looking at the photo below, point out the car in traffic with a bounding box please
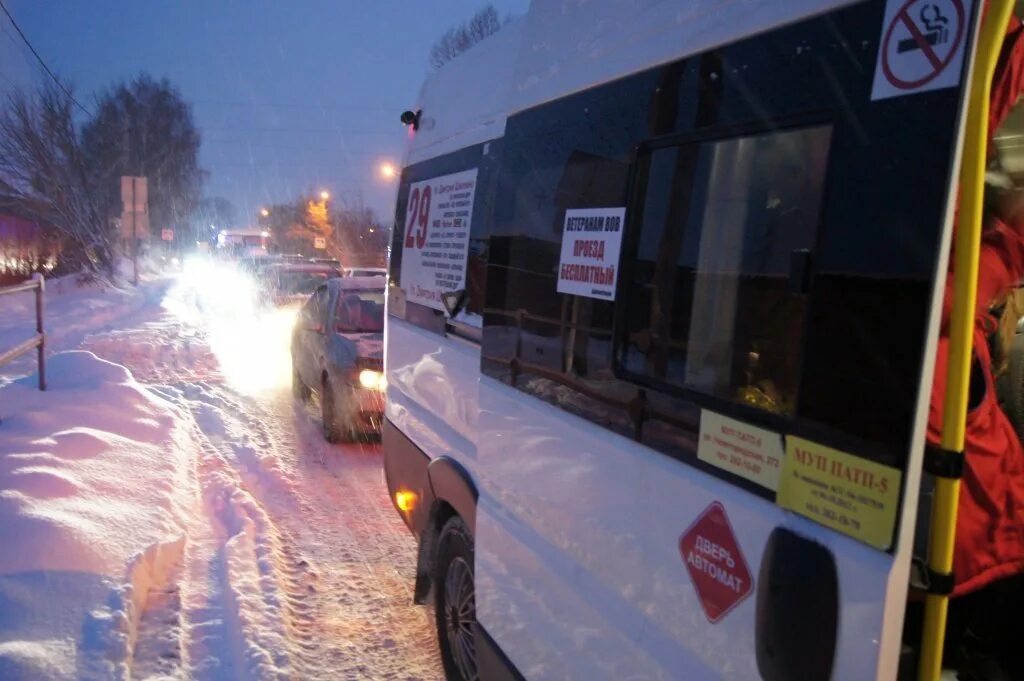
[343,266,386,278]
[291,277,385,441]
[262,261,342,305]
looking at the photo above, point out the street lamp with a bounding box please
[320,190,330,201]
[379,161,397,180]
[260,208,270,218]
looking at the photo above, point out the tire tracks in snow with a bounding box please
[257,397,443,681]
[177,384,442,680]
[157,382,310,681]
[80,321,307,680]
[76,281,442,680]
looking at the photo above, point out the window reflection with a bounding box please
[620,124,832,415]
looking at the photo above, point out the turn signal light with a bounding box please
[395,490,417,513]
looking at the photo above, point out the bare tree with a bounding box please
[330,192,388,266]
[82,74,204,240]
[429,5,505,69]
[0,80,113,275]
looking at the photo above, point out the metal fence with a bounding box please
[0,273,45,391]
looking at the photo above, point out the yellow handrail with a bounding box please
[918,2,1014,679]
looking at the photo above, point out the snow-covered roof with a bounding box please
[405,1,863,167]
[405,17,524,166]
[508,0,862,115]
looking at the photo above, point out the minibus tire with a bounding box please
[435,516,476,681]
[321,377,342,443]
[292,366,310,402]
[1006,333,1024,439]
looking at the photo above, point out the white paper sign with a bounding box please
[399,168,478,312]
[556,207,626,300]
[870,0,970,101]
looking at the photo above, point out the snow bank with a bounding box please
[0,273,153,385]
[114,254,166,284]
[0,351,197,680]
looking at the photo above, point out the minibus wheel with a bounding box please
[435,516,477,681]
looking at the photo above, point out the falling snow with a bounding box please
[0,262,442,680]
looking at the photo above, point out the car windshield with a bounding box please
[277,270,335,295]
[335,290,385,333]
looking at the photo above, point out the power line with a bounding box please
[0,0,92,117]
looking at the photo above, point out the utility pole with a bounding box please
[131,178,138,285]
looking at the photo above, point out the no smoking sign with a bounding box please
[871,0,973,101]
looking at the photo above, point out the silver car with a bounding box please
[290,277,385,441]
[263,262,343,306]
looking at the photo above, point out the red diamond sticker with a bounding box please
[679,501,754,623]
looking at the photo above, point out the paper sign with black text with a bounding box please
[698,410,784,491]
[399,168,478,312]
[556,207,626,300]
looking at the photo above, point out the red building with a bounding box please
[0,210,60,286]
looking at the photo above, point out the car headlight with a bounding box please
[358,369,384,390]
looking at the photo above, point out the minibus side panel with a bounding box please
[477,1,976,678]
[386,317,478,467]
[385,139,504,519]
[477,377,888,680]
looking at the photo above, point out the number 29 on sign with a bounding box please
[404,186,432,249]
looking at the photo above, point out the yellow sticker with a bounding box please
[777,436,902,550]
[698,410,784,491]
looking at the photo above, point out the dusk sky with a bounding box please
[0,0,529,227]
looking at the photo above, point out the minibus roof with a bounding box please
[406,1,867,166]
[508,0,863,115]
[406,17,524,166]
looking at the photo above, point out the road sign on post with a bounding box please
[120,176,149,237]
[120,176,149,285]
[161,229,174,242]
[314,237,327,250]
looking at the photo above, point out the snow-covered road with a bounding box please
[0,265,442,680]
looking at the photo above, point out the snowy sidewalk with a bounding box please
[0,352,195,679]
[0,267,441,680]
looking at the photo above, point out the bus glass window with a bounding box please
[387,140,501,336]
[620,124,832,415]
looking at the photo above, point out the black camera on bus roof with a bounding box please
[400,109,421,130]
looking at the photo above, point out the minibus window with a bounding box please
[619,124,831,415]
[388,140,502,338]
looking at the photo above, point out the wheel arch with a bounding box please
[412,456,478,604]
[427,455,477,535]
